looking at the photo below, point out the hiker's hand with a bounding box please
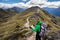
[29,26,32,29]
[29,25,34,29]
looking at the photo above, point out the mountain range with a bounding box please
[0,6,60,40]
[1,6,60,16]
[43,7,60,16]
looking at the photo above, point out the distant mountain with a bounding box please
[4,7,26,13]
[10,7,25,12]
[43,7,60,16]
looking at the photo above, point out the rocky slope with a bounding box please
[0,6,60,40]
[0,8,18,24]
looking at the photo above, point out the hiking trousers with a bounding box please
[36,32,41,40]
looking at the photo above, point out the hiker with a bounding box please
[29,20,47,40]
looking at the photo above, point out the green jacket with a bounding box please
[31,21,43,32]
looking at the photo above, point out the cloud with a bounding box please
[25,0,47,8]
[27,0,47,5]
[44,1,60,8]
[26,0,60,8]
[0,2,26,9]
[0,0,60,9]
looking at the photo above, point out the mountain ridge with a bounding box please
[0,6,60,40]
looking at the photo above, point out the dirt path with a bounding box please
[26,33,36,40]
[24,18,36,40]
[24,17,30,28]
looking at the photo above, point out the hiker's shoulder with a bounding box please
[39,21,43,24]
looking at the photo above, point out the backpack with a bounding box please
[39,22,47,36]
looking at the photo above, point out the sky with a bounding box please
[48,0,60,2]
[0,0,60,3]
[0,0,60,16]
[0,0,60,8]
[0,0,30,3]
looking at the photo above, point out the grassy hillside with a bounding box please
[0,6,60,40]
[0,8,18,24]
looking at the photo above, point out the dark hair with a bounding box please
[33,24,35,26]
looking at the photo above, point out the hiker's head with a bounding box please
[33,24,35,26]
[37,17,40,22]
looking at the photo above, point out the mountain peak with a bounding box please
[29,6,40,10]
[24,6,41,13]
[31,6,40,8]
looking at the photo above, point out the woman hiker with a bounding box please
[29,19,47,40]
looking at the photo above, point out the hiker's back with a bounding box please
[39,22,47,36]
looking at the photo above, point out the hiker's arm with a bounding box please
[30,25,37,32]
